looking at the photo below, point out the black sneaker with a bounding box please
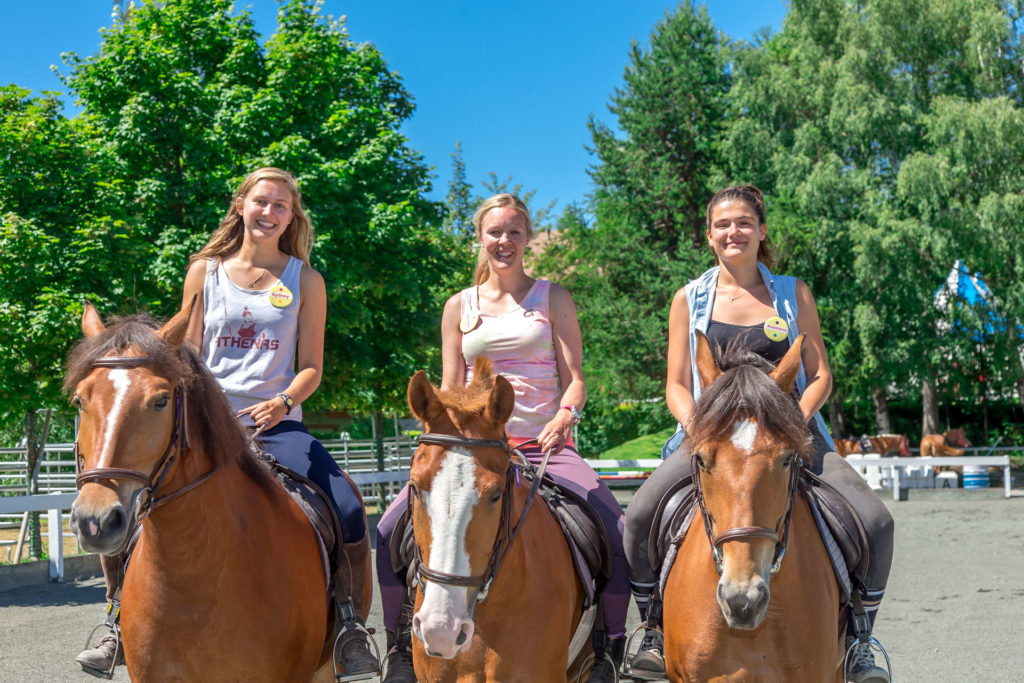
[629,629,666,680]
[845,637,890,683]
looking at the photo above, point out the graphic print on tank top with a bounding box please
[211,305,282,351]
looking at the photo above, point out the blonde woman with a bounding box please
[375,195,630,682]
[76,168,377,679]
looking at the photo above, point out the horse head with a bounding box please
[689,331,812,630]
[405,357,515,659]
[67,302,196,555]
[949,427,972,448]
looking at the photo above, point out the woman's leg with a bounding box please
[375,484,412,634]
[259,421,367,543]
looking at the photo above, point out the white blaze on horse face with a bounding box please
[731,418,758,453]
[98,369,132,468]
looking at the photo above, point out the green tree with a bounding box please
[443,141,475,240]
[543,2,730,452]
[58,0,459,413]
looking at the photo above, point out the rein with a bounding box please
[74,355,218,520]
[410,433,551,614]
[691,451,801,576]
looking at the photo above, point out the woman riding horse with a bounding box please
[375,193,630,682]
[623,185,894,683]
[75,167,377,679]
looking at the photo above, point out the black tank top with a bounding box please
[706,320,789,366]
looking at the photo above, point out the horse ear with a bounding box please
[487,374,515,427]
[694,330,721,389]
[408,371,442,424]
[158,296,196,347]
[81,302,105,337]
[770,334,804,394]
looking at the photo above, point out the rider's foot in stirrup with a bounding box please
[382,645,416,683]
[629,628,667,679]
[337,629,380,677]
[75,632,124,678]
[845,637,891,683]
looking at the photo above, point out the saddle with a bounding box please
[392,453,612,609]
[649,467,870,608]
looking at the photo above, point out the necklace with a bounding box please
[246,268,269,289]
[722,288,749,303]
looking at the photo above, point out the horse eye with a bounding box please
[782,454,796,468]
[155,396,170,410]
[71,395,82,410]
[488,488,502,505]
[694,455,706,472]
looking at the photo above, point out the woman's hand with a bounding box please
[239,398,288,430]
[536,408,576,454]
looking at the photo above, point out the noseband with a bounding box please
[74,355,215,519]
[692,452,802,576]
[409,433,549,615]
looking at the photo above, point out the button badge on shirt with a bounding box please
[460,310,480,333]
[763,316,789,342]
[268,283,294,308]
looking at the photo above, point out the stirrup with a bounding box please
[843,635,892,683]
[619,622,665,681]
[332,598,383,682]
[80,601,122,680]
[575,650,620,683]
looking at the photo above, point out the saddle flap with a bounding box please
[648,473,695,572]
[272,462,342,575]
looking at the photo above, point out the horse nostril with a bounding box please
[103,506,127,536]
[455,630,467,646]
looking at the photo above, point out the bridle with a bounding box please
[408,433,549,617]
[74,356,217,521]
[691,451,802,576]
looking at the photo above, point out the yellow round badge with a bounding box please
[763,316,789,342]
[459,311,480,333]
[268,284,294,309]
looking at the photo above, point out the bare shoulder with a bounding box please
[184,259,208,280]
[671,285,690,308]
[794,278,817,303]
[300,264,326,290]
[546,281,577,311]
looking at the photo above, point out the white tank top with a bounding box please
[461,280,560,438]
[201,256,303,424]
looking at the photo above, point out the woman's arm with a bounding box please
[665,286,697,430]
[181,260,207,350]
[794,279,833,422]
[440,292,467,391]
[537,283,586,453]
[241,266,326,429]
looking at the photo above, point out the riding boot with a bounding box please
[585,636,625,683]
[75,599,125,678]
[382,628,416,683]
[629,596,666,680]
[333,535,381,679]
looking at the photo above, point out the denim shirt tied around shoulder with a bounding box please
[666,262,834,455]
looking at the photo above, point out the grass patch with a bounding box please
[594,428,675,461]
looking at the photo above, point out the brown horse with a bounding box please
[66,304,357,682]
[404,358,589,682]
[920,427,971,457]
[835,434,910,458]
[663,332,842,682]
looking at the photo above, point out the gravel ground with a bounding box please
[1,490,1021,682]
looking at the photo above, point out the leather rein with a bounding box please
[409,433,551,615]
[691,452,802,576]
[74,356,217,520]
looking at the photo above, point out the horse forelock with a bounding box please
[688,363,811,459]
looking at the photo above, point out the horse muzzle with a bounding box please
[412,585,476,659]
[717,573,770,630]
[70,483,144,555]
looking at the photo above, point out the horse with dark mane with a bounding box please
[662,332,843,681]
[67,304,346,682]
[920,427,971,457]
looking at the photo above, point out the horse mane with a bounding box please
[687,342,812,458]
[65,314,276,492]
[433,357,498,421]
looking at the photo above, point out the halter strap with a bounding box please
[410,433,549,613]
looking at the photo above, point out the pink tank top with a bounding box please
[461,280,560,439]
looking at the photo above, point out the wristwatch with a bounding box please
[276,393,294,415]
[561,404,582,425]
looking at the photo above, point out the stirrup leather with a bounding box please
[80,600,123,680]
[332,597,383,682]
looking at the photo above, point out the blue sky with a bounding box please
[2,1,787,216]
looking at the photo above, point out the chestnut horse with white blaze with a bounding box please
[66,303,357,682]
[405,358,590,682]
[663,332,843,682]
